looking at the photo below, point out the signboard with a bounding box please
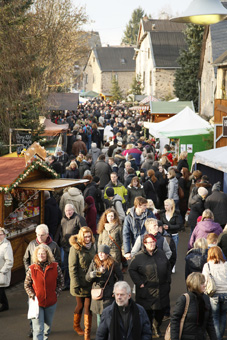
[223,117,227,137]
[16,132,32,155]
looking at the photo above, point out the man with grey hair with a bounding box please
[23,224,61,272]
[60,203,87,290]
[96,281,151,340]
[71,134,87,156]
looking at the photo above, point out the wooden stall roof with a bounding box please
[0,158,26,185]
[17,179,88,191]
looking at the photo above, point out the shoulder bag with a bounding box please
[91,264,114,300]
[206,263,217,297]
[164,293,190,340]
[178,185,184,199]
[108,234,128,265]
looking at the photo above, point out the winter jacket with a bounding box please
[98,224,123,263]
[65,167,79,179]
[92,129,101,148]
[0,238,13,287]
[85,258,123,314]
[177,159,189,172]
[59,187,84,217]
[205,190,227,226]
[30,262,58,307]
[106,194,125,222]
[89,147,101,165]
[95,300,152,340]
[127,185,146,209]
[188,194,205,231]
[159,210,183,235]
[188,219,223,250]
[71,140,87,156]
[23,238,61,272]
[129,247,171,310]
[60,212,87,252]
[123,207,155,254]
[92,160,111,189]
[218,231,227,258]
[202,261,227,293]
[44,197,62,238]
[131,231,172,259]
[125,148,143,166]
[68,235,96,297]
[79,160,91,179]
[144,179,160,207]
[171,292,217,340]
[104,180,127,204]
[189,181,212,208]
[85,196,97,235]
[124,174,135,188]
[185,248,208,279]
[141,158,154,171]
[168,177,179,200]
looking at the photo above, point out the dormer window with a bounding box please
[121,58,126,64]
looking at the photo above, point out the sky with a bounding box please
[73,0,192,45]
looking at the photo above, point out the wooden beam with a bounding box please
[216,104,227,115]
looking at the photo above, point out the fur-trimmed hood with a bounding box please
[69,234,83,251]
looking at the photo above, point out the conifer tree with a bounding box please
[121,7,147,45]
[110,77,123,101]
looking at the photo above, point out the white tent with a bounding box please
[144,106,212,138]
[193,146,227,173]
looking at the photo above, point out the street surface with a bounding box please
[1,226,227,339]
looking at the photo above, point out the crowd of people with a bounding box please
[1,99,227,340]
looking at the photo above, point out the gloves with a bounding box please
[75,287,80,295]
[90,270,97,278]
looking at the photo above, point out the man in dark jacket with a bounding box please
[95,281,151,340]
[48,155,62,175]
[44,191,62,241]
[61,204,87,289]
[91,154,111,190]
[205,181,227,227]
[79,154,92,178]
[72,135,87,156]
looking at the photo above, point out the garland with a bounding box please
[0,157,59,193]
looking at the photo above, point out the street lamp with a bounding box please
[171,0,227,25]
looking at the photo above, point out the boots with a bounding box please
[84,313,92,340]
[73,313,84,336]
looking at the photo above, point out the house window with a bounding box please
[93,57,95,63]
[148,49,150,59]
[86,74,88,84]
[120,58,126,64]
[93,74,95,83]
[150,71,152,86]
[143,71,145,87]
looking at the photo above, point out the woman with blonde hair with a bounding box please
[65,160,79,179]
[68,226,96,339]
[24,244,64,340]
[185,237,208,279]
[159,199,183,271]
[177,151,189,172]
[171,272,217,340]
[202,246,227,340]
[160,155,171,170]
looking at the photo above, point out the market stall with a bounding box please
[0,146,87,283]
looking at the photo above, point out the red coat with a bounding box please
[30,262,58,307]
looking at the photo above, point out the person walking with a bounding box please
[24,244,64,340]
[95,281,152,340]
[68,227,96,340]
[0,227,13,312]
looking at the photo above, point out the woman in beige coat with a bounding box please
[0,227,14,312]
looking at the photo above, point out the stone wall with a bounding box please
[101,71,135,96]
[154,69,176,100]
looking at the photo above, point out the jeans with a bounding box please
[210,293,227,340]
[32,303,57,340]
[171,233,179,254]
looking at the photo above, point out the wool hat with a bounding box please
[98,244,110,254]
[198,187,208,197]
[93,176,100,183]
[212,181,221,192]
[106,187,115,197]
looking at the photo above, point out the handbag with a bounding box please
[206,263,217,297]
[0,272,7,285]
[91,264,114,300]
[178,185,184,199]
[108,235,128,265]
[164,293,190,340]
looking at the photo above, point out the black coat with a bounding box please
[92,160,111,190]
[185,248,208,279]
[92,129,101,148]
[177,159,189,172]
[44,197,62,238]
[171,292,217,340]
[188,195,205,231]
[143,179,160,207]
[129,247,171,310]
[159,210,183,235]
[65,168,79,179]
[205,190,227,226]
[79,161,91,179]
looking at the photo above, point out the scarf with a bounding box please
[36,235,53,245]
[104,222,117,232]
[84,242,92,249]
[109,299,141,340]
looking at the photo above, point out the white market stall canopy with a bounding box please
[193,146,227,173]
[144,106,212,138]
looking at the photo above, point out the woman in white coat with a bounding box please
[0,227,14,312]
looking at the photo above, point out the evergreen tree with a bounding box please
[121,7,147,45]
[110,77,123,101]
[129,75,143,95]
[174,24,204,111]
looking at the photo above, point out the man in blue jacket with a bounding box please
[95,281,152,340]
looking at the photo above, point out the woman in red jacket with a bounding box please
[24,244,64,340]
